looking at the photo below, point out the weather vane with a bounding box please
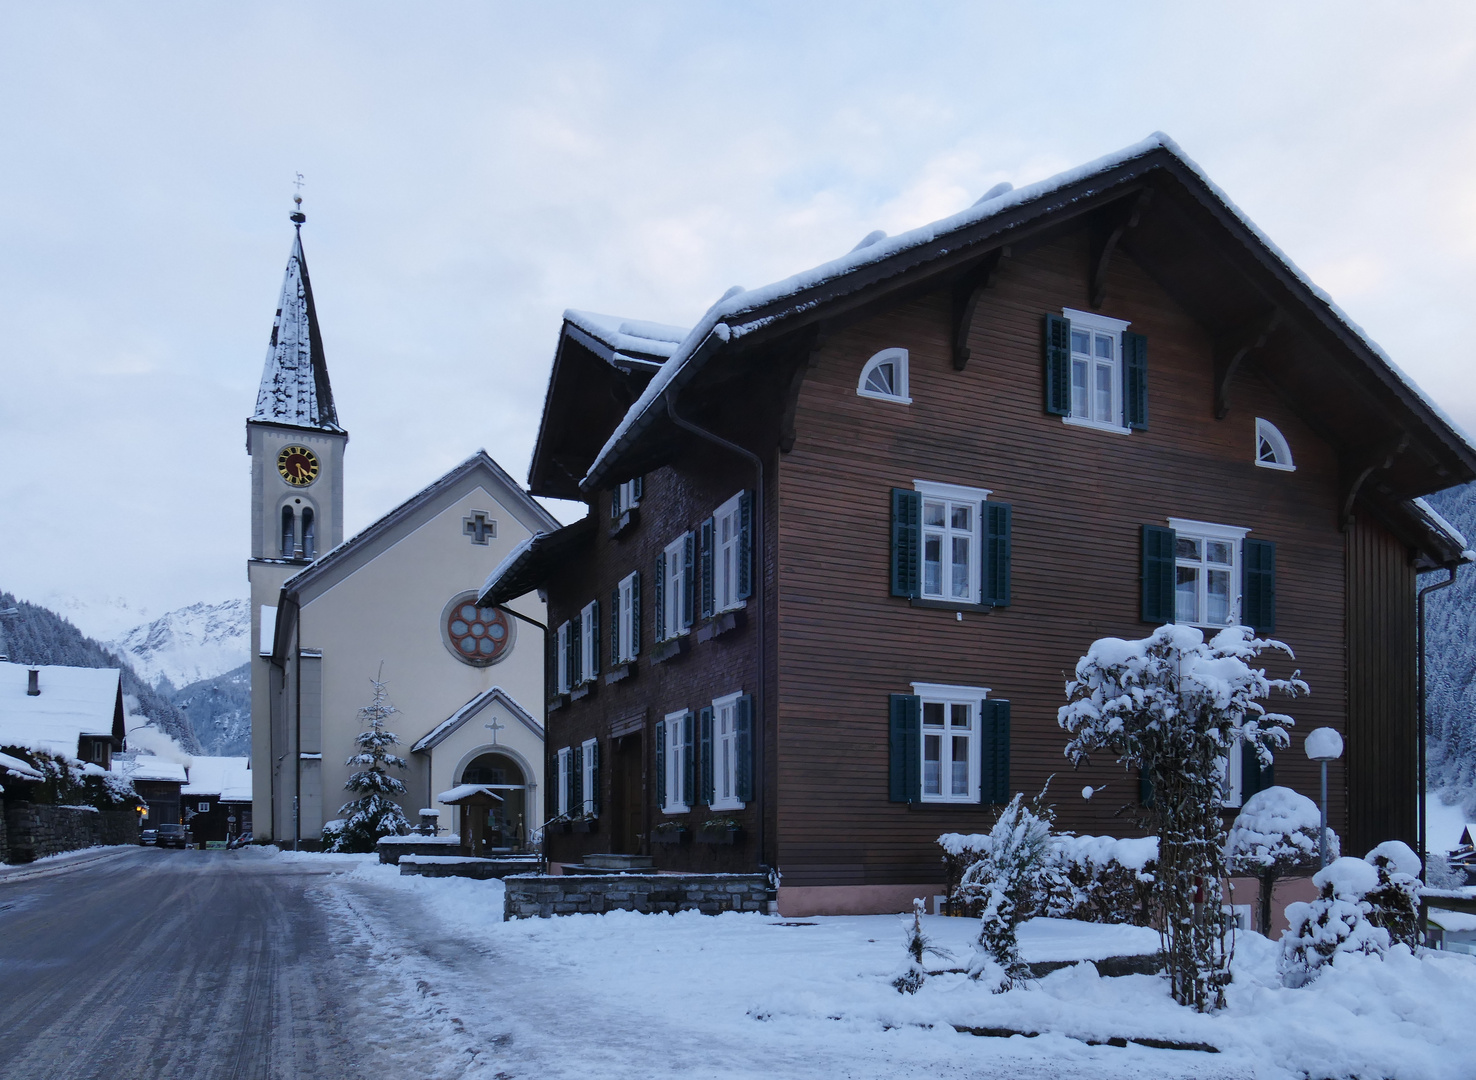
[291,172,306,226]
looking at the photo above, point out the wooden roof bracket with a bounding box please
[778,325,827,454]
[1213,308,1283,420]
[1088,187,1153,310]
[1340,432,1409,531]
[951,247,1007,371]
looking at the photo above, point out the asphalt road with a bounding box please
[0,847,396,1080]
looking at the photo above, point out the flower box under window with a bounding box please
[697,824,742,846]
[650,826,687,846]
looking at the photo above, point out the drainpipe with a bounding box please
[664,392,770,891]
[1418,564,1459,877]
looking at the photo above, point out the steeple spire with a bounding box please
[250,200,343,433]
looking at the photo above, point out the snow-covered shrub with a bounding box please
[1046,834,1158,926]
[324,676,410,853]
[1059,624,1307,1011]
[0,744,140,811]
[958,791,1060,991]
[1362,841,1422,949]
[893,898,952,994]
[1225,786,1333,936]
[1280,856,1389,987]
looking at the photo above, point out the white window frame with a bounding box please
[913,480,992,604]
[616,478,641,514]
[1220,746,1245,809]
[712,493,746,614]
[660,536,688,641]
[555,621,572,694]
[911,682,989,804]
[581,737,598,816]
[556,746,571,816]
[578,602,598,683]
[856,347,911,404]
[1061,307,1132,435]
[1255,418,1295,472]
[1168,518,1250,630]
[617,572,638,662]
[662,709,690,814]
[710,691,745,811]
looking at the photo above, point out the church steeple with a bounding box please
[251,203,344,434]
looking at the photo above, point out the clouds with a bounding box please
[4,2,1476,620]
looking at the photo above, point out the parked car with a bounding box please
[155,823,191,849]
[139,828,157,846]
[227,831,253,850]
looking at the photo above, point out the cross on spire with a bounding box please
[484,717,504,744]
[464,511,497,545]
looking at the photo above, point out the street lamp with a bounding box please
[1305,727,1344,868]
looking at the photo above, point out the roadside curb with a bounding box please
[0,845,137,886]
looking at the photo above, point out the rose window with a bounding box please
[443,597,513,666]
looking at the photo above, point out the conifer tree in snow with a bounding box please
[325,673,410,853]
[1059,624,1307,1011]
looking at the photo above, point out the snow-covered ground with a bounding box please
[300,857,1476,1080]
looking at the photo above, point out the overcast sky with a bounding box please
[4,2,1476,633]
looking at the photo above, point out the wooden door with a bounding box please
[612,734,644,855]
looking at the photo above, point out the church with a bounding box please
[247,201,555,849]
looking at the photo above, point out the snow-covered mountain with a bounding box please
[108,599,249,692]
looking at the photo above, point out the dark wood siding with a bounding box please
[775,226,1351,888]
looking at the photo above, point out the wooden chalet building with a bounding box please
[483,135,1476,915]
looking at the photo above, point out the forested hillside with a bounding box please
[173,662,250,755]
[0,589,201,752]
[1422,484,1476,813]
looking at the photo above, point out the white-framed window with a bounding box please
[711,691,745,811]
[1169,518,1250,628]
[556,745,571,816]
[662,709,690,813]
[555,621,572,694]
[659,535,689,641]
[914,480,992,603]
[579,601,598,683]
[912,682,987,804]
[612,477,642,518]
[857,347,911,404]
[198,802,210,814]
[615,572,640,662]
[1062,307,1131,432]
[712,493,746,613]
[581,737,598,816]
[1255,418,1295,471]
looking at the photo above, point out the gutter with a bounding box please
[1418,564,1461,878]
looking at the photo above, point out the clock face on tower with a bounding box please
[276,444,320,487]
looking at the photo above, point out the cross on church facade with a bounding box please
[464,511,497,545]
[484,717,504,744]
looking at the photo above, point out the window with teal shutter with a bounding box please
[682,712,696,806]
[890,489,922,597]
[1242,539,1276,634]
[737,491,753,600]
[610,586,620,666]
[699,707,714,804]
[589,740,601,816]
[682,533,696,627]
[572,743,583,812]
[984,502,1012,606]
[655,720,666,809]
[889,694,921,802]
[1123,331,1148,430]
[1240,740,1273,802]
[980,699,1010,804]
[735,694,753,802]
[1043,313,1072,416]
[570,613,582,685]
[653,552,666,642]
[1141,524,1177,623]
[630,571,641,656]
[700,518,714,618]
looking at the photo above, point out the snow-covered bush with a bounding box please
[1046,834,1158,926]
[1225,786,1334,936]
[0,744,140,811]
[957,791,1060,991]
[1363,840,1422,949]
[1280,856,1389,987]
[893,898,952,994]
[1058,624,1307,1011]
[324,676,410,853]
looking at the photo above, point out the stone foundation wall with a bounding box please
[400,856,540,880]
[505,873,768,919]
[2,803,139,863]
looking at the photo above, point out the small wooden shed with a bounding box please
[436,783,505,857]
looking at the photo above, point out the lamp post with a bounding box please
[1305,727,1345,868]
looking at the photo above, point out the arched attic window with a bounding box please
[280,506,296,557]
[301,506,316,559]
[857,348,911,404]
[1255,418,1295,472]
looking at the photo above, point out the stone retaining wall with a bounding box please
[2,803,139,863]
[505,872,768,919]
[376,835,465,865]
[400,855,541,880]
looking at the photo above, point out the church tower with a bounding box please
[248,198,347,839]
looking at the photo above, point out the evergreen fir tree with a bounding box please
[325,673,409,852]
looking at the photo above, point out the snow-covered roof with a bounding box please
[0,750,43,781]
[181,755,251,800]
[249,227,344,433]
[478,517,594,608]
[112,755,188,784]
[436,783,504,805]
[581,131,1476,492]
[563,310,688,366]
[1412,497,1476,562]
[411,685,543,753]
[0,662,123,757]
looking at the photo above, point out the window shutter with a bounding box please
[1122,331,1148,431]
[572,743,583,813]
[1139,771,1155,807]
[1242,539,1276,634]
[888,694,921,803]
[590,741,601,816]
[980,699,1010,804]
[571,613,582,685]
[630,572,641,656]
[699,707,714,804]
[737,491,753,600]
[632,476,643,503]
[736,694,753,803]
[682,532,696,628]
[700,518,715,619]
[1140,524,1177,623]
[655,720,667,809]
[588,601,600,677]
[682,712,695,806]
[653,552,666,642]
[561,623,575,691]
[610,586,620,666]
[1043,313,1072,417]
[1240,741,1273,801]
[983,501,1012,606]
[547,627,557,699]
[890,489,922,598]
[611,488,620,520]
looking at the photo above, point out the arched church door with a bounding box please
[460,754,527,852]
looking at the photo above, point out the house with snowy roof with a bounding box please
[112,754,188,826]
[248,205,557,848]
[483,134,1476,916]
[181,756,251,842]
[0,662,126,769]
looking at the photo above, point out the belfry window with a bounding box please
[301,507,316,559]
[280,506,295,557]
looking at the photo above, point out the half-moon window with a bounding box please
[857,348,911,404]
[1255,418,1295,471]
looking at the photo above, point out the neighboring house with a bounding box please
[0,662,125,768]
[181,756,251,842]
[248,209,556,847]
[112,754,188,826]
[482,134,1476,915]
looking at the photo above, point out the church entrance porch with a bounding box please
[458,752,529,853]
[610,733,645,855]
